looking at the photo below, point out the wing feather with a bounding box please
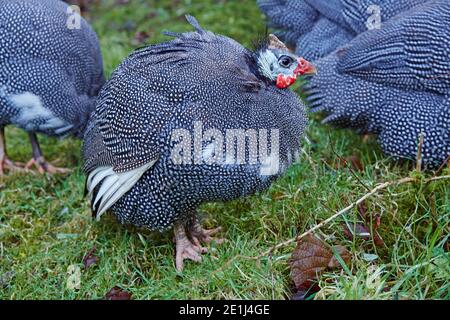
[87,161,156,219]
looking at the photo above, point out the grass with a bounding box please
[0,0,449,300]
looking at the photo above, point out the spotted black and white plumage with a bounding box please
[306,1,450,169]
[0,0,104,138]
[82,16,308,232]
[257,0,427,61]
[338,0,450,96]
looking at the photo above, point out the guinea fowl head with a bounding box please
[255,34,317,89]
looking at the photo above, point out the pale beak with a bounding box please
[295,57,317,76]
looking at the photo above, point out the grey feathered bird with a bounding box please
[338,0,450,96]
[258,0,427,61]
[306,0,450,169]
[0,0,104,174]
[82,16,315,271]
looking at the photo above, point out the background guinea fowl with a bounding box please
[0,0,104,174]
[82,16,315,271]
[306,0,450,169]
[257,0,426,61]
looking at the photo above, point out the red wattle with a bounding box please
[276,74,297,89]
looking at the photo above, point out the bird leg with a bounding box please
[25,132,71,174]
[174,223,208,272]
[0,127,25,175]
[188,217,225,246]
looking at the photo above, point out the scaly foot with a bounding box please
[0,157,25,175]
[174,223,208,272]
[25,157,71,174]
[190,220,225,246]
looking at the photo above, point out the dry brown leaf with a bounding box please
[346,155,364,172]
[333,155,364,172]
[347,201,384,246]
[82,246,99,269]
[105,286,132,300]
[342,222,384,247]
[289,235,351,291]
[358,201,368,217]
[328,246,351,268]
[358,202,381,230]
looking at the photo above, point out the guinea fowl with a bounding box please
[82,16,315,271]
[306,0,450,169]
[0,0,104,174]
[257,0,427,61]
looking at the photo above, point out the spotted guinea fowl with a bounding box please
[0,0,104,174]
[338,0,450,96]
[82,16,315,271]
[257,0,427,61]
[306,0,450,169]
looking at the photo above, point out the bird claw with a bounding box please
[0,157,25,175]
[174,225,208,272]
[174,221,225,272]
[175,237,207,272]
[190,222,225,245]
[25,157,71,174]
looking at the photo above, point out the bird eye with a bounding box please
[279,56,294,68]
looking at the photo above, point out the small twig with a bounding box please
[256,175,449,259]
[416,133,424,173]
[434,155,450,176]
[425,174,450,183]
[212,174,450,275]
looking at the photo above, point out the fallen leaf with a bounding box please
[342,223,384,246]
[289,235,351,297]
[105,286,132,300]
[358,201,381,231]
[291,285,319,300]
[342,223,371,240]
[333,155,364,172]
[327,246,351,268]
[82,246,99,269]
[358,201,368,217]
[372,232,384,247]
[346,155,364,172]
[347,201,384,246]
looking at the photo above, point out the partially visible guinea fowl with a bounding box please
[82,16,315,271]
[338,0,450,96]
[257,0,427,61]
[306,0,450,169]
[257,0,319,43]
[0,0,104,174]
